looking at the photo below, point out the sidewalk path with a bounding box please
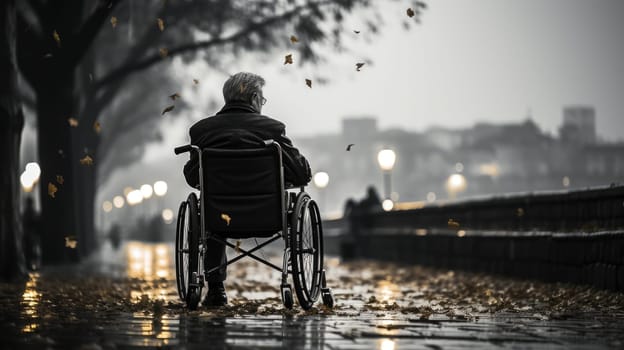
[1,240,623,349]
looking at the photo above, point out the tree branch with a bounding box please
[69,0,122,67]
[93,0,330,90]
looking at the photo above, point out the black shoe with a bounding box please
[203,284,228,307]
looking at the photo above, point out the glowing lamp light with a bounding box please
[102,201,113,212]
[446,173,467,193]
[20,172,35,192]
[161,208,174,224]
[113,195,125,208]
[127,190,143,206]
[25,162,41,180]
[382,199,394,212]
[154,181,168,197]
[377,149,396,171]
[313,172,329,189]
[140,184,153,199]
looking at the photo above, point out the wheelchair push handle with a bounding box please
[174,144,197,155]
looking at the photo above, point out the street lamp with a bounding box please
[377,149,396,200]
[154,181,168,197]
[140,184,153,199]
[313,172,329,212]
[445,173,467,199]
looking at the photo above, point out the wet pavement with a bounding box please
[1,240,624,349]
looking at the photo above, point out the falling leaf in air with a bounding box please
[447,218,460,229]
[48,183,58,198]
[159,48,168,58]
[406,8,415,18]
[110,16,118,28]
[169,92,181,101]
[52,30,61,47]
[235,240,241,253]
[353,30,360,34]
[80,155,94,166]
[346,144,355,151]
[65,236,78,249]
[193,79,199,85]
[356,62,365,71]
[221,213,232,226]
[68,118,79,127]
[284,54,293,65]
[161,105,175,115]
[305,79,312,88]
[157,18,165,32]
[290,35,298,43]
[56,175,64,185]
[93,121,101,134]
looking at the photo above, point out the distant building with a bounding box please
[559,106,596,144]
[342,117,377,141]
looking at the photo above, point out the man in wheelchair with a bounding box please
[181,72,313,307]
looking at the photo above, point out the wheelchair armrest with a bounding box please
[174,144,198,155]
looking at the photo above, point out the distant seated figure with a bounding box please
[359,186,382,212]
[182,72,312,307]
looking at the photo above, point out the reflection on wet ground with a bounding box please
[0,240,623,349]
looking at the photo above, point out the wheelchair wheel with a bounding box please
[175,193,200,307]
[290,193,323,310]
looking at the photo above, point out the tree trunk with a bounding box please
[0,0,27,281]
[36,80,80,263]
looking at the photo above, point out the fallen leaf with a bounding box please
[56,175,64,185]
[161,105,175,115]
[48,183,58,198]
[447,218,460,229]
[93,121,101,134]
[305,79,312,88]
[159,48,168,58]
[407,8,415,18]
[356,62,365,71]
[353,30,360,34]
[221,213,231,226]
[68,118,79,127]
[65,236,78,249]
[346,144,354,151]
[193,79,199,85]
[52,30,61,47]
[169,92,181,101]
[284,54,293,65]
[110,16,118,28]
[290,35,298,43]
[157,18,165,32]
[80,155,94,166]
[235,240,241,253]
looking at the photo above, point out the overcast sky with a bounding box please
[151,0,624,161]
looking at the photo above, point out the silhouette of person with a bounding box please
[182,72,312,307]
[358,186,382,212]
[22,197,41,270]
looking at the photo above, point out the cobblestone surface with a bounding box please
[1,240,623,349]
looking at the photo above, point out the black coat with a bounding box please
[183,102,312,188]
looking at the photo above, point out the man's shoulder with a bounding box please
[191,113,284,134]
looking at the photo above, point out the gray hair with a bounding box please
[222,72,266,104]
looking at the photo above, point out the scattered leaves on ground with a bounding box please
[284,54,293,65]
[447,219,460,229]
[157,18,165,32]
[161,105,175,115]
[65,237,78,249]
[48,183,58,198]
[93,121,101,134]
[79,155,94,166]
[56,175,64,185]
[67,118,79,127]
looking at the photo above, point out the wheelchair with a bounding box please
[174,140,334,310]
